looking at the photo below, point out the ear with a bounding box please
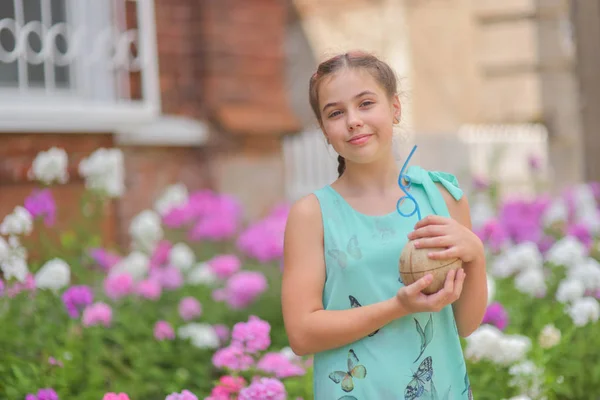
[391,94,401,122]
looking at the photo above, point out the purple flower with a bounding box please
[476,219,509,252]
[27,388,59,400]
[482,302,509,331]
[236,205,289,263]
[567,223,593,250]
[61,285,94,318]
[0,279,4,296]
[498,197,549,245]
[24,189,56,227]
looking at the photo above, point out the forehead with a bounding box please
[318,68,384,105]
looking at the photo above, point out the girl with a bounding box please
[281,51,487,400]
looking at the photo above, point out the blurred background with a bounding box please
[1,1,600,399]
[0,0,598,246]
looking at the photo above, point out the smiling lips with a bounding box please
[348,134,372,145]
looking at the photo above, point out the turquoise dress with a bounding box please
[312,166,473,400]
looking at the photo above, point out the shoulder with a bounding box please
[434,181,472,228]
[285,193,323,234]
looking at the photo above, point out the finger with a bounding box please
[413,215,448,230]
[425,269,456,302]
[413,236,452,249]
[427,247,460,260]
[406,274,433,296]
[408,225,446,240]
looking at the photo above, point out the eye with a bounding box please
[328,110,342,118]
[360,100,374,107]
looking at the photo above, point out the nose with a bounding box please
[346,111,363,131]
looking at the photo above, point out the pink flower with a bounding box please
[238,377,286,400]
[208,255,241,279]
[212,344,254,371]
[188,215,238,242]
[82,302,112,327]
[104,273,134,301]
[165,389,198,400]
[178,297,202,321]
[102,393,130,400]
[231,315,271,354]
[154,321,175,341]
[150,240,172,269]
[48,357,63,367]
[257,352,305,378]
[236,205,288,263]
[150,266,183,290]
[212,271,267,310]
[206,376,247,400]
[136,278,162,300]
[89,248,121,270]
[213,324,230,345]
[24,189,56,226]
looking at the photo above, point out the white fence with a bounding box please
[282,124,549,201]
[0,0,160,132]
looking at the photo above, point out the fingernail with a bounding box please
[413,241,419,248]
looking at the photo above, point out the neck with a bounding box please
[339,153,401,195]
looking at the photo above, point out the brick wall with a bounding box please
[0,0,300,249]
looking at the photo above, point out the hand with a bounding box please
[407,215,484,263]
[396,269,466,314]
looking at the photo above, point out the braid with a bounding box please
[337,155,346,177]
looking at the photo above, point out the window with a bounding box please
[0,0,70,90]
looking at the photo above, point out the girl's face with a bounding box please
[318,68,400,166]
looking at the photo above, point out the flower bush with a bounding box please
[467,171,600,400]
[1,146,599,400]
[0,147,310,400]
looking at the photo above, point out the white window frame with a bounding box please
[0,0,160,133]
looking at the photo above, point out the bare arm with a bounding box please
[438,185,488,337]
[281,194,409,356]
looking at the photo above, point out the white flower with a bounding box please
[487,274,495,304]
[545,236,587,268]
[508,396,532,400]
[465,325,531,366]
[78,148,125,198]
[178,323,220,349]
[509,360,538,377]
[187,262,218,286]
[542,199,568,227]
[35,258,70,290]
[129,210,163,253]
[491,242,542,278]
[0,236,9,261]
[538,324,561,349]
[169,243,195,271]
[569,257,600,291]
[514,268,546,297]
[572,184,597,211]
[154,183,189,216]
[0,236,29,282]
[567,297,600,327]
[110,251,149,281]
[0,206,33,236]
[28,147,69,185]
[470,195,496,231]
[576,207,600,234]
[555,278,585,304]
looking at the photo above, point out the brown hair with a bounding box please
[308,51,399,177]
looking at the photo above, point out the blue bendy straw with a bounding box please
[396,145,422,221]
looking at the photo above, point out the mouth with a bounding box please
[347,134,373,145]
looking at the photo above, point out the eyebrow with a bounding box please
[321,90,377,113]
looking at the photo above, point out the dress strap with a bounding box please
[404,165,463,217]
